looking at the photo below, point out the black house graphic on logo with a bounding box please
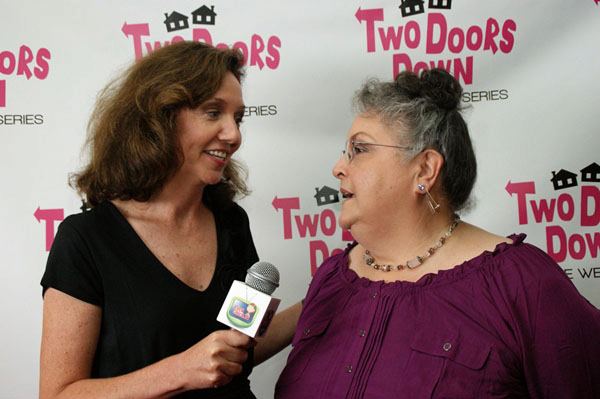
[551,169,578,190]
[429,0,452,10]
[400,0,426,17]
[164,11,189,32]
[581,162,600,183]
[314,186,339,206]
[192,5,217,25]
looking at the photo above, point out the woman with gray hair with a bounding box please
[275,68,600,398]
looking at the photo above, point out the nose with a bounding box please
[218,115,242,149]
[332,155,347,180]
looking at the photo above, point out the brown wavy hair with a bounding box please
[72,41,248,209]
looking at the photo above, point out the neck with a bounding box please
[352,208,456,265]
[114,174,208,227]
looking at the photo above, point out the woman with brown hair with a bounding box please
[40,41,300,399]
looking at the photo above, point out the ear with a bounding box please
[414,149,444,193]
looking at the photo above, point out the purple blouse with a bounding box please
[275,234,600,398]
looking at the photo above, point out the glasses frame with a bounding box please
[342,139,413,163]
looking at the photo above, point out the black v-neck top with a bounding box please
[41,201,259,398]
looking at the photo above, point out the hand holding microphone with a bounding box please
[177,262,280,391]
[178,328,252,390]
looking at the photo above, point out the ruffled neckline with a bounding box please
[339,233,527,292]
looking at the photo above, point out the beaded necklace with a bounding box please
[363,216,460,272]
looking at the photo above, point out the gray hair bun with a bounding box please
[394,68,462,111]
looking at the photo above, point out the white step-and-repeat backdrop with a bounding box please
[2,1,599,398]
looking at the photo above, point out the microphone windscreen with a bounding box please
[245,261,280,295]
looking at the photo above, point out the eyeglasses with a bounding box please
[341,140,413,163]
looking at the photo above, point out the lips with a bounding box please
[340,188,354,199]
[204,149,228,160]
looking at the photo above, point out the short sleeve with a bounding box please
[520,248,600,398]
[40,217,103,306]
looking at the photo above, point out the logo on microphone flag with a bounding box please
[217,280,281,337]
[227,297,258,328]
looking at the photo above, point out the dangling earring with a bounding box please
[417,184,440,213]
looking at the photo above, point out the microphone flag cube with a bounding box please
[217,280,281,338]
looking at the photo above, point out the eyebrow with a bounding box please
[201,98,225,108]
[350,131,375,141]
[201,98,245,112]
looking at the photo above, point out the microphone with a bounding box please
[245,261,280,295]
[216,261,282,338]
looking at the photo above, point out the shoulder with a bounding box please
[50,202,121,260]
[216,202,259,268]
[49,202,125,264]
[476,234,598,323]
[227,202,250,220]
[508,238,596,309]
[304,247,349,303]
[215,202,254,239]
[58,202,115,236]
[491,234,568,284]
[452,223,512,264]
[215,202,250,226]
[460,235,600,346]
[313,248,347,282]
[455,224,565,287]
